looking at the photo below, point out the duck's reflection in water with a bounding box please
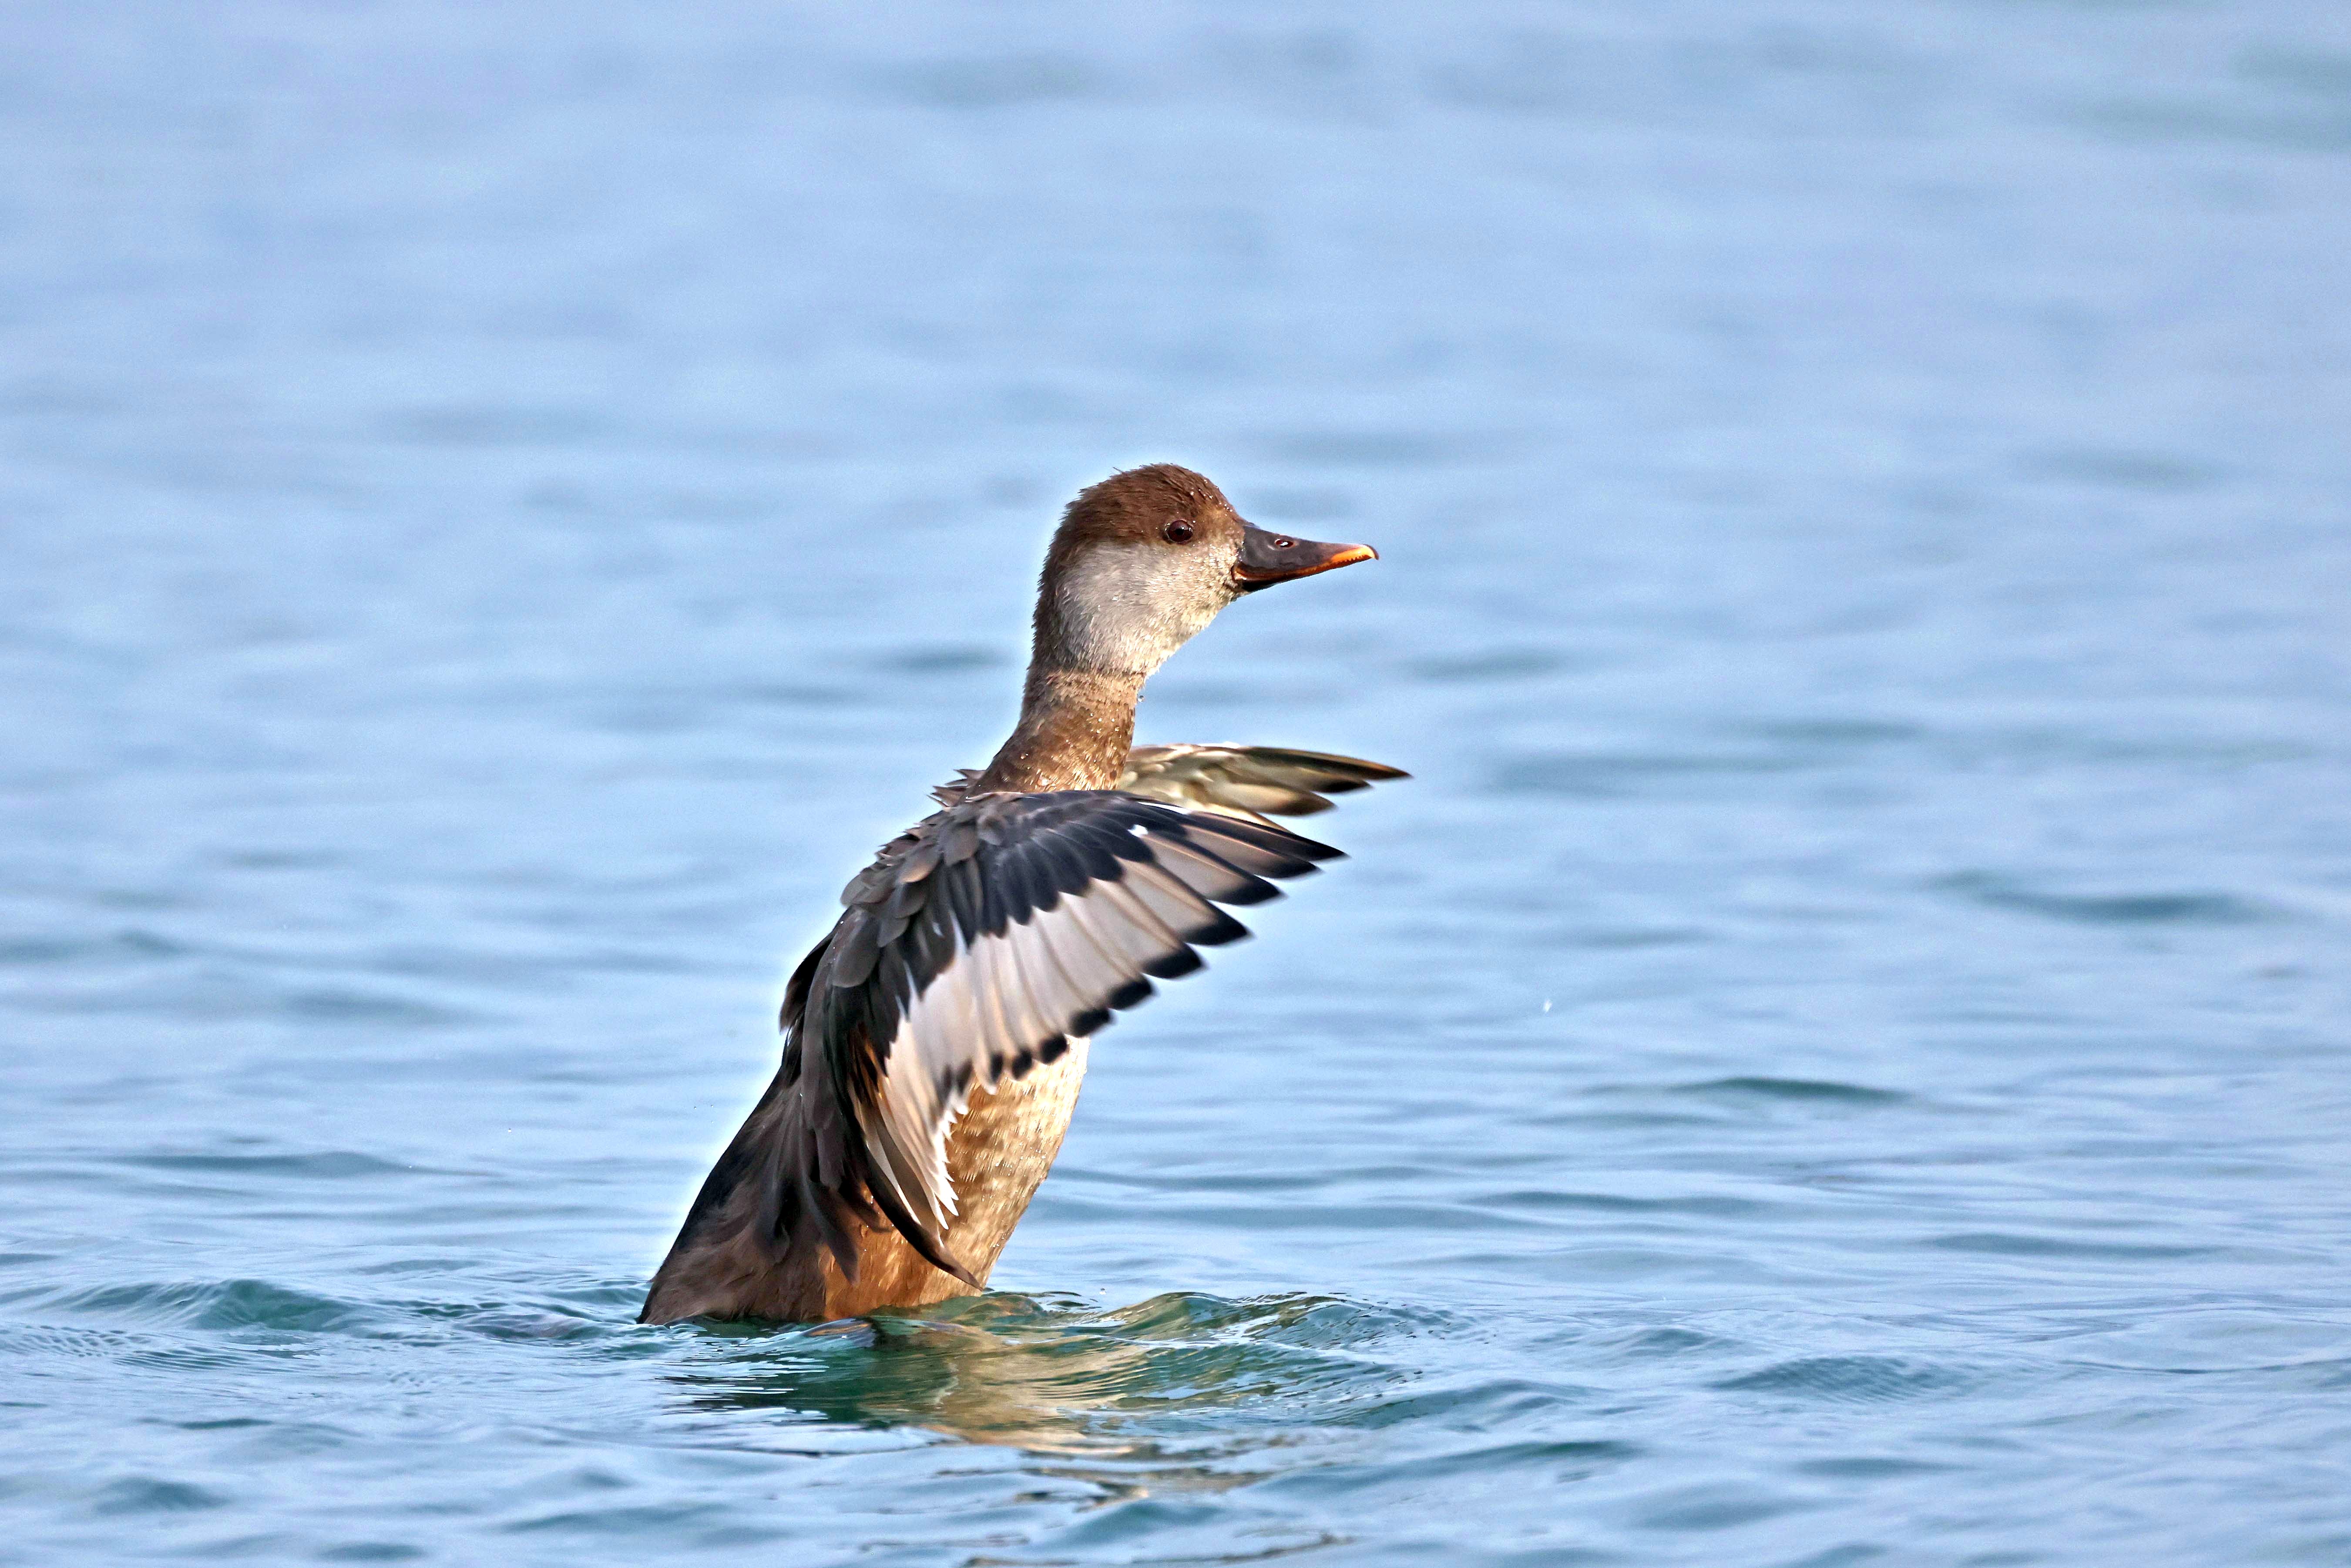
[664,1291,1420,1474]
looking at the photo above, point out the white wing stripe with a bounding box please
[1085,875,1189,958]
[1122,859,1223,940]
[1059,884,1169,972]
[1147,835,1266,902]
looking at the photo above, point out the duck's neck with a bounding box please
[971,665,1141,793]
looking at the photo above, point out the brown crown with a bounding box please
[1045,464,1241,566]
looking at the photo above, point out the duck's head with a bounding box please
[1035,464,1376,678]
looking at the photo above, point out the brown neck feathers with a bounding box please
[971,667,1141,794]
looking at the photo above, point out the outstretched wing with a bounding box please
[930,746,1408,822]
[782,791,1347,1283]
[1116,745,1408,826]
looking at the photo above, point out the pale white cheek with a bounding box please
[1055,546,1227,674]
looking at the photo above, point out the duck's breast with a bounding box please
[818,1038,1092,1317]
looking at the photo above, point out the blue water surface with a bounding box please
[4,2,2350,1563]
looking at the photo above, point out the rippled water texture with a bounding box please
[6,2,2351,1563]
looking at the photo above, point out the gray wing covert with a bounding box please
[784,791,1346,1283]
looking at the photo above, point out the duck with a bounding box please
[640,464,1404,1325]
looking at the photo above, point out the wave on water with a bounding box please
[1935,872,2277,927]
[662,1290,1445,1456]
[1710,1354,1975,1404]
[6,1269,1450,1459]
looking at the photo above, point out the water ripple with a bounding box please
[1710,1356,1974,1404]
[1938,873,2277,927]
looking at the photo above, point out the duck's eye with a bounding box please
[1273,537,1296,549]
[1163,520,1196,544]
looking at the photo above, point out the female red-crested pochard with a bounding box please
[640,464,1403,1324]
